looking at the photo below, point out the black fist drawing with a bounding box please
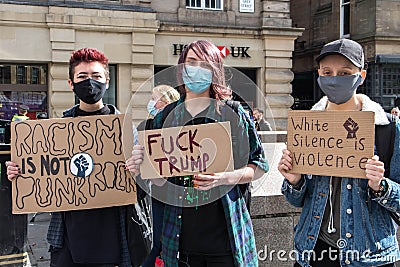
[343,117,359,139]
[74,155,89,177]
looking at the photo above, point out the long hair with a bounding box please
[69,48,109,80]
[177,40,232,100]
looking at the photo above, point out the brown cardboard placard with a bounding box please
[10,114,135,214]
[287,110,374,178]
[138,122,234,179]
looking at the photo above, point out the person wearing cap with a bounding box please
[278,38,400,267]
[12,105,30,122]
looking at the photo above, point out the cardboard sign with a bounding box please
[10,114,135,214]
[138,122,234,179]
[287,111,374,178]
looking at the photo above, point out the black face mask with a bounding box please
[73,78,107,104]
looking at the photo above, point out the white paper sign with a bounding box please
[240,0,254,13]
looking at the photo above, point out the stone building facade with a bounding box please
[0,0,303,129]
[0,1,303,266]
[291,0,400,110]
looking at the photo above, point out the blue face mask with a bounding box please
[317,73,363,104]
[182,65,212,94]
[147,100,158,117]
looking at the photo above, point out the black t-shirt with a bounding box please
[64,105,120,264]
[179,105,231,255]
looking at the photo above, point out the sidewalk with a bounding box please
[27,213,51,267]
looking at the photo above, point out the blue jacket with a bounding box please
[282,95,400,267]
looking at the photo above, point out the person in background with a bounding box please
[126,39,268,267]
[253,107,272,131]
[7,47,136,267]
[12,104,30,122]
[140,84,180,267]
[146,84,180,118]
[391,107,399,118]
[278,38,400,267]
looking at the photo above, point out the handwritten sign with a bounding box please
[10,114,135,214]
[287,111,374,178]
[138,122,234,179]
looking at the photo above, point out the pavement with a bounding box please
[26,213,51,267]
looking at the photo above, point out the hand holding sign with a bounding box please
[278,149,302,185]
[193,168,247,190]
[365,155,385,191]
[126,144,144,175]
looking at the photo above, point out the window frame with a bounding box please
[340,0,350,38]
[186,0,223,11]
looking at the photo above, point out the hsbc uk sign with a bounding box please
[172,44,251,58]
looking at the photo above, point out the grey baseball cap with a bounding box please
[316,39,364,68]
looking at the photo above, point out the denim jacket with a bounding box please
[282,95,400,267]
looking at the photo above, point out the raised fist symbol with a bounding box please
[343,117,359,139]
[74,155,89,177]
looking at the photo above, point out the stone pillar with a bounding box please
[130,30,158,124]
[48,28,76,118]
[261,0,303,130]
[44,5,159,118]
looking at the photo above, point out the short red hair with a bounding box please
[69,48,109,80]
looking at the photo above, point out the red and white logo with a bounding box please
[217,46,230,58]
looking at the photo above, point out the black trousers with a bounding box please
[294,239,395,267]
[178,253,235,267]
[50,237,117,267]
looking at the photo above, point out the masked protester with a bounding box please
[6,48,135,267]
[126,40,268,267]
[146,85,180,118]
[278,39,400,267]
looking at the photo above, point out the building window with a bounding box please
[186,0,223,10]
[0,63,48,121]
[0,65,11,84]
[17,66,27,84]
[340,0,350,37]
[103,65,117,106]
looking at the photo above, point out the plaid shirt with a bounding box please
[151,97,269,267]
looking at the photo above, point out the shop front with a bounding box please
[0,64,48,121]
[152,35,266,116]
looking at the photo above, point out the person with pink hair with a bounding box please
[126,40,268,267]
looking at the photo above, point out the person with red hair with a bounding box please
[126,40,269,266]
[7,48,137,267]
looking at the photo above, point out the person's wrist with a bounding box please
[370,178,388,197]
[228,170,242,185]
[369,180,380,192]
[288,176,304,190]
